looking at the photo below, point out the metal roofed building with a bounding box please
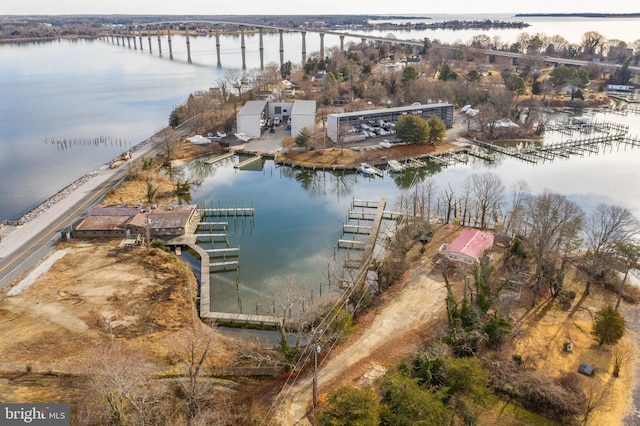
[326,102,454,142]
[442,229,494,265]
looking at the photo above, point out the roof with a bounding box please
[445,229,494,261]
[291,100,317,115]
[329,102,453,119]
[87,206,138,216]
[75,215,129,231]
[238,100,268,116]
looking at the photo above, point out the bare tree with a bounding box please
[581,378,614,425]
[582,204,639,295]
[266,275,306,354]
[82,343,164,425]
[610,340,633,378]
[522,191,584,297]
[176,323,214,422]
[503,179,531,235]
[465,172,505,229]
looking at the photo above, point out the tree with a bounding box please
[548,65,589,89]
[318,385,381,426]
[615,240,640,309]
[402,65,419,85]
[592,305,625,346]
[83,343,164,425]
[294,126,314,151]
[437,63,458,81]
[582,31,606,56]
[522,191,584,297]
[395,114,430,144]
[426,115,446,144]
[582,204,639,295]
[465,172,505,229]
[380,372,450,425]
[610,341,633,378]
[503,73,527,98]
[465,69,482,82]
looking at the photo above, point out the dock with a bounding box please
[234,154,263,169]
[204,151,236,165]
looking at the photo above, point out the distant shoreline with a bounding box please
[516,13,640,18]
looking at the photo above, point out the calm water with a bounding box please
[1,16,640,312]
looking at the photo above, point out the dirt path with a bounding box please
[271,255,447,425]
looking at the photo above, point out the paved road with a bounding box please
[0,135,163,290]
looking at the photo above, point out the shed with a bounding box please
[442,229,494,264]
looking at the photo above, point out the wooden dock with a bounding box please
[234,154,263,169]
[204,151,236,165]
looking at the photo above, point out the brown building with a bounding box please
[74,205,198,240]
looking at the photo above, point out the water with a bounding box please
[2,16,640,313]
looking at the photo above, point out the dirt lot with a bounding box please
[0,241,237,404]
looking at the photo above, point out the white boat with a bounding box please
[233,132,252,142]
[387,159,404,172]
[187,135,211,144]
[359,163,376,175]
[359,163,383,176]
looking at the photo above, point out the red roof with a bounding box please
[445,229,494,260]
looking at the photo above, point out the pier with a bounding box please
[234,154,263,169]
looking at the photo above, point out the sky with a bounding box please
[1,0,638,16]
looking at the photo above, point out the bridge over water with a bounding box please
[100,19,640,79]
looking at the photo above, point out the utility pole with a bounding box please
[313,345,321,409]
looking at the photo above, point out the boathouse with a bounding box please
[441,229,494,265]
[326,102,454,142]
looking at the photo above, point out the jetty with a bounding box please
[234,154,263,169]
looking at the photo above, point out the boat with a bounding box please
[233,132,252,142]
[379,140,392,149]
[187,135,211,144]
[359,163,376,176]
[358,163,383,176]
[387,159,404,172]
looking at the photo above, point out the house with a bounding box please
[74,205,198,240]
[440,229,494,265]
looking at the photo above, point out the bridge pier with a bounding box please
[185,25,192,63]
[279,29,284,67]
[240,25,246,70]
[147,30,152,52]
[138,30,143,51]
[215,27,221,68]
[339,35,344,52]
[156,25,162,56]
[259,29,264,70]
[126,28,131,48]
[133,33,137,50]
[301,31,307,63]
[319,33,325,59]
[167,24,173,60]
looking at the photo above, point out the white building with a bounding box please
[236,100,317,139]
[326,103,454,142]
[236,100,268,139]
[290,100,317,137]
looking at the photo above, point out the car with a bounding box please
[273,117,281,126]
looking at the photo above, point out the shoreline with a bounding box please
[2,127,167,226]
